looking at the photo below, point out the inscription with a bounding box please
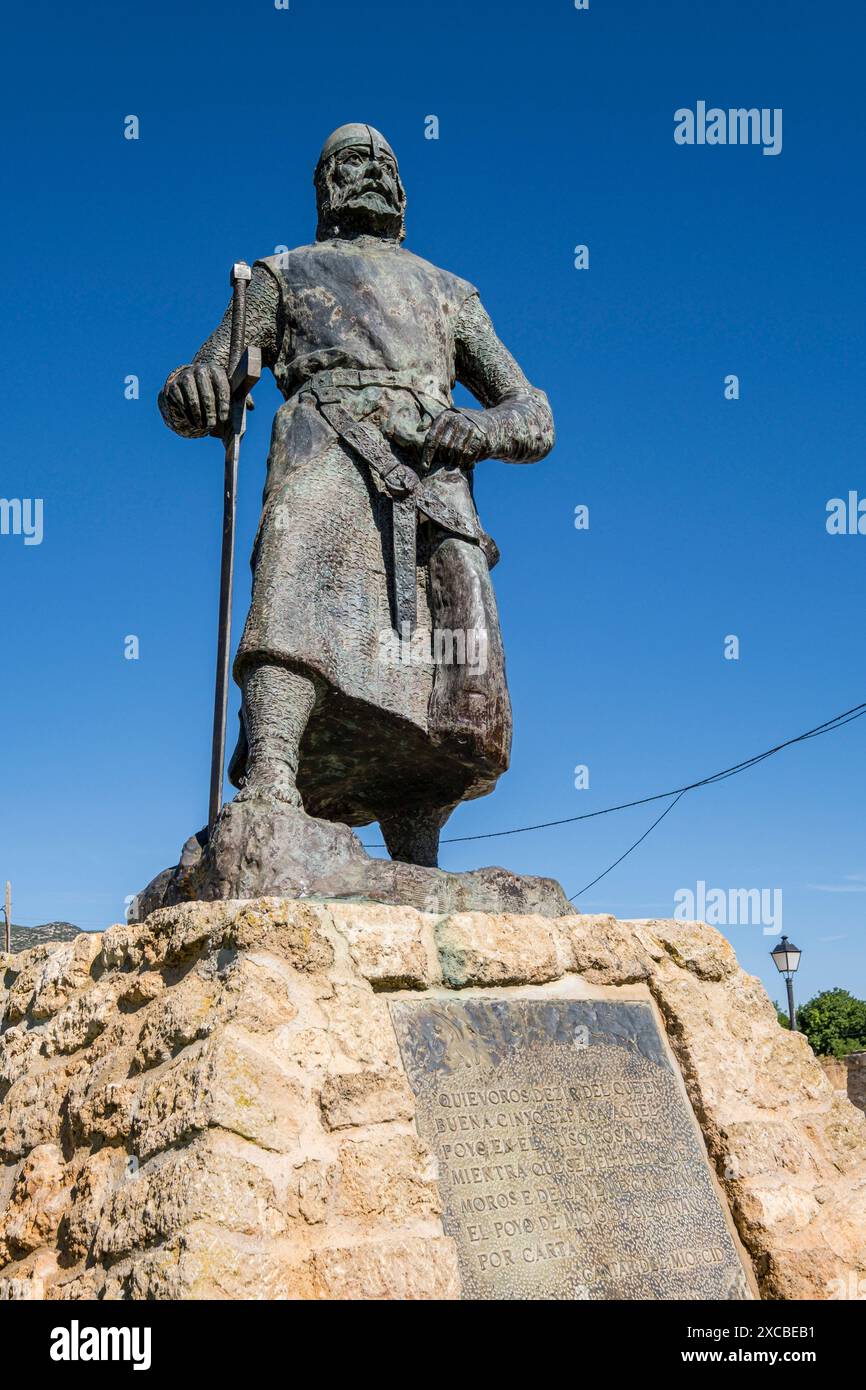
[390,998,751,1300]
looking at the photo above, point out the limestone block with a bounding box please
[39,984,116,1058]
[132,1034,308,1160]
[556,913,653,985]
[0,1065,81,1162]
[321,982,404,1072]
[5,933,101,1025]
[435,911,560,988]
[310,1235,460,1300]
[329,901,436,990]
[319,1069,415,1130]
[130,969,219,1074]
[61,1149,128,1264]
[93,1133,286,1261]
[0,1145,69,1264]
[336,1132,441,1224]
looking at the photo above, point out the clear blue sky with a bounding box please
[2,0,864,1009]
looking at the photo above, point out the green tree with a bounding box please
[796,988,866,1058]
[773,1001,790,1030]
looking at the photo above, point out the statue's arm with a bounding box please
[451,293,555,464]
[158,263,282,438]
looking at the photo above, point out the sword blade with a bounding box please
[392,494,417,634]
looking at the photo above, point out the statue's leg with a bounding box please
[426,534,511,774]
[235,662,319,807]
[379,802,457,869]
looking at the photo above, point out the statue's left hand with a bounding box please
[422,409,489,470]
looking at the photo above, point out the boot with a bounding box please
[234,663,318,808]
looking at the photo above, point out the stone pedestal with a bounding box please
[1,900,864,1300]
[819,1053,866,1116]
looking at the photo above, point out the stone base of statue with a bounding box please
[133,796,574,922]
[2,898,864,1300]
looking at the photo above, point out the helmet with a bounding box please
[315,123,397,175]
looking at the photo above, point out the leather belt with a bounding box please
[300,367,451,416]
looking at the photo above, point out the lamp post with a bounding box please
[771,935,802,1032]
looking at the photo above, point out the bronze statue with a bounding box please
[143,123,565,917]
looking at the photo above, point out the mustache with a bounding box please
[344,178,399,204]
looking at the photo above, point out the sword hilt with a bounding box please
[230,346,262,401]
[226,262,261,436]
[228,261,252,374]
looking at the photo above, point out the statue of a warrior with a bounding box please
[159,123,554,869]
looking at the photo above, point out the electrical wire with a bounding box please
[424,698,866,846]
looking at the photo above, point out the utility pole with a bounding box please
[4,881,10,953]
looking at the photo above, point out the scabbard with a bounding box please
[391,494,417,634]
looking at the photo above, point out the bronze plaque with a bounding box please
[390,997,751,1300]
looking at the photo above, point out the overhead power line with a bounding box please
[568,791,687,900]
[435,698,866,845]
[562,699,866,901]
[362,697,866,897]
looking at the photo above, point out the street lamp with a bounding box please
[771,935,802,1032]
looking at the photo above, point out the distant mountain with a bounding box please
[7,921,82,954]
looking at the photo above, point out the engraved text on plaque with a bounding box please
[390,997,751,1300]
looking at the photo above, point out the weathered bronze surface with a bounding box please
[141,121,561,913]
[391,997,751,1300]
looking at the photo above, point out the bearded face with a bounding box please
[315,144,406,242]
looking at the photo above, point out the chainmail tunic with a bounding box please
[159,235,554,821]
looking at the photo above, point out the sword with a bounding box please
[208,261,262,833]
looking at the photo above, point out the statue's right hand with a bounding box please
[163,364,231,436]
